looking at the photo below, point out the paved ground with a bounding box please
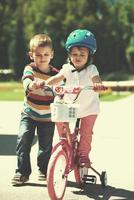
[0,95,134,200]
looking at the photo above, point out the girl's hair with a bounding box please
[29,34,53,52]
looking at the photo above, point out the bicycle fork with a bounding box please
[61,145,74,178]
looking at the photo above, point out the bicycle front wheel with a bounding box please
[47,147,68,200]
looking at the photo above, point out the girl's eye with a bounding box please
[71,54,86,57]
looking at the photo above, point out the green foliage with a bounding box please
[100,93,132,101]
[0,81,24,101]
[0,0,134,80]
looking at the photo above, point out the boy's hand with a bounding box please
[28,80,45,90]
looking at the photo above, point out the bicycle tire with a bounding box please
[47,146,68,200]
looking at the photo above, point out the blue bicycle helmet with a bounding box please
[65,29,97,55]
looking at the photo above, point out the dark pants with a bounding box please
[16,113,55,176]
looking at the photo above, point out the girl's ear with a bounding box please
[29,51,34,60]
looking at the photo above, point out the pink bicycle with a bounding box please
[46,85,107,200]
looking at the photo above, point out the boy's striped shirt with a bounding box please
[22,63,58,122]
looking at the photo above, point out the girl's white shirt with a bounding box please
[58,63,100,118]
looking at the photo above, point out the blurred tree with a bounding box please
[0,0,28,79]
[0,0,134,79]
[124,0,134,72]
[108,0,134,73]
[23,0,67,68]
[0,0,17,68]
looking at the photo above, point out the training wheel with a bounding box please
[100,171,107,187]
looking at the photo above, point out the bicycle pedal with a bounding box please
[82,175,97,184]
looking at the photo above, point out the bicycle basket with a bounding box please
[50,103,79,122]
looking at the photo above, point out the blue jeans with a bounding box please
[16,113,55,176]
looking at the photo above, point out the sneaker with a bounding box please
[38,171,46,181]
[79,156,91,168]
[12,172,29,186]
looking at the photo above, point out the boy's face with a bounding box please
[29,46,54,71]
[69,47,89,70]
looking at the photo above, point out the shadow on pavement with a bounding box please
[68,182,134,200]
[13,182,47,187]
[0,135,37,155]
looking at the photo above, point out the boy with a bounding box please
[12,34,58,185]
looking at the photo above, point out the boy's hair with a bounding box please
[29,34,53,52]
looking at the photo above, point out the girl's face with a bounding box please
[69,47,89,70]
[29,46,54,72]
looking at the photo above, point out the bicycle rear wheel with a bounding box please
[47,146,68,200]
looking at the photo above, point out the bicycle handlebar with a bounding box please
[44,85,107,96]
[53,85,93,95]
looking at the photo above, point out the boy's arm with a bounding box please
[22,65,34,92]
[23,78,33,91]
[22,65,45,91]
[46,74,65,86]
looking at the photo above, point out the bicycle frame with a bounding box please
[51,121,80,176]
[46,85,107,200]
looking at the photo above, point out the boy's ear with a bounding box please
[29,51,34,60]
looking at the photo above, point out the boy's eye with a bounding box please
[35,54,49,57]
[35,54,42,57]
[71,53,77,57]
[35,54,41,57]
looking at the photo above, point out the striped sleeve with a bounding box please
[22,65,34,80]
[22,65,34,91]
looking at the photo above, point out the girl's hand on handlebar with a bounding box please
[93,83,108,91]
